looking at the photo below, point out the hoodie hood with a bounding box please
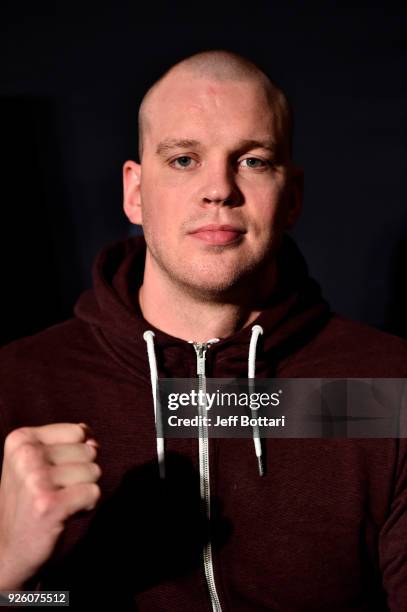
[74,233,331,377]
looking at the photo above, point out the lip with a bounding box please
[189,224,246,245]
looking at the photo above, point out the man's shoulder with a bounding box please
[322,315,407,353]
[287,314,407,376]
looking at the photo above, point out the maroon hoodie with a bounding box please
[0,235,407,611]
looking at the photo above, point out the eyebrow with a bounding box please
[234,139,278,153]
[155,138,278,157]
[156,139,201,157]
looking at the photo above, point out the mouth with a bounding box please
[188,224,246,246]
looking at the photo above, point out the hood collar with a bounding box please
[74,234,331,368]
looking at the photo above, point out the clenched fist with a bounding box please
[0,423,102,589]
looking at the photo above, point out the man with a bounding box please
[0,50,406,611]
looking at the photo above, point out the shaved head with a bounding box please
[123,48,303,314]
[138,50,293,161]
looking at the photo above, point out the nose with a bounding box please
[200,161,242,207]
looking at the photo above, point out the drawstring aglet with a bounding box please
[257,455,265,477]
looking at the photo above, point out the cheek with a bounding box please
[140,190,180,243]
[140,180,164,222]
[243,190,289,244]
[247,190,286,227]
[142,170,190,219]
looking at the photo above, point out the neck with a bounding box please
[138,255,278,343]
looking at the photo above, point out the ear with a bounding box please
[285,165,304,230]
[123,160,142,225]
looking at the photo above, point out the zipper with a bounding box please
[191,340,223,612]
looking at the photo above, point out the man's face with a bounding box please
[125,75,301,299]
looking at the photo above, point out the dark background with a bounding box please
[1,2,406,346]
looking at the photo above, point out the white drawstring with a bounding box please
[143,330,165,478]
[248,324,264,476]
[144,325,265,479]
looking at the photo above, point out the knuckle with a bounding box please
[90,463,102,479]
[4,427,32,453]
[85,444,97,459]
[90,482,101,497]
[88,483,101,506]
[32,492,56,519]
[14,443,42,473]
[76,423,88,441]
[25,467,49,493]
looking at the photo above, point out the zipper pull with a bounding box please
[195,343,207,376]
[189,339,220,376]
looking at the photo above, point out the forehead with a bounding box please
[144,76,277,146]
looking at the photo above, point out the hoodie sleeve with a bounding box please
[379,433,407,611]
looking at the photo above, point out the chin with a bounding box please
[177,270,249,301]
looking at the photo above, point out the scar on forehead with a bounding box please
[200,83,225,109]
[207,84,218,95]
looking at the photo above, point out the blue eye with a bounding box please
[240,158,266,169]
[172,156,194,168]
